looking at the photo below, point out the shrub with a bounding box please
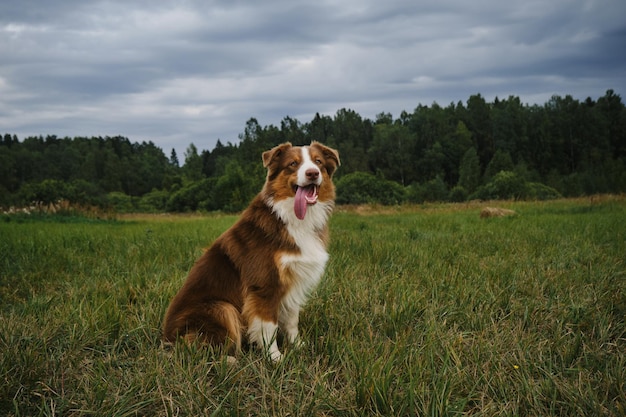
[210,161,261,212]
[524,182,561,200]
[448,185,468,202]
[137,189,170,212]
[166,178,216,212]
[336,172,406,205]
[14,179,105,207]
[18,179,70,204]
[471,170,526,200]
[66,179,105,206]
[471,171,562,201]
[407,176,449,203]
[106,192,135,212]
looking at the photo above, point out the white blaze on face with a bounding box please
[297,146,321,186]
[294,147,322,220]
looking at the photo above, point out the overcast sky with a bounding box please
[1,0,625,158]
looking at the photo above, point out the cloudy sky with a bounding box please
[1,0,625,158]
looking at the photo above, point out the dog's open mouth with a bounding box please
[294,184,319,220]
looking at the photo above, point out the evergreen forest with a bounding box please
[1,90,625,213]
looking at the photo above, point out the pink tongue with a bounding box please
[294,185,315,220]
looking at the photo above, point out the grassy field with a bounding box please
[1,197,625,416]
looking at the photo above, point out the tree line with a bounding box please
[1,89,625,212]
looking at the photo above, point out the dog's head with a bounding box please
[262,142,340,220]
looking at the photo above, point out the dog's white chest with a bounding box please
[278,237,328,312]
[281,224,328,286]
[269,197,332,295]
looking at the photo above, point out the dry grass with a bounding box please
[479,207,517,218]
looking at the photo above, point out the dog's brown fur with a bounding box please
[162,142,340,359]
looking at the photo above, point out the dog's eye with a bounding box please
[289,161,298,167]
[315,159,323,165]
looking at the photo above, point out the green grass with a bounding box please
[1,198,625,416]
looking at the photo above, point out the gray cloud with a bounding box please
[1,0,625,157]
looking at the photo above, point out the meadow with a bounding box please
[1,197,625,416]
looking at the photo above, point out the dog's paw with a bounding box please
[291,338,306,349]
[269,349,283,363]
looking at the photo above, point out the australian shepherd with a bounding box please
[162,141,340,361]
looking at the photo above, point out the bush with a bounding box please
[138,189,170,212]
[14,179,105,207]
[448,185,468,202]
[524,182,561,200]
[19,179,70,204]
[165,160,262,213]
[336,172,406,205]
[66,180,105,206]
[471,170,561,201]
[166,178,216,212]
[106,192,135,212]
[407,176,449,203]
[210,161,261,212]
[471,171,526,200]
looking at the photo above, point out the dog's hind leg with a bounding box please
[206,301,243,355]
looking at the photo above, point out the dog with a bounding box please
[162,141,340,361]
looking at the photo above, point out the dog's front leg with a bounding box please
[279,303,304,347]
[248,317,282,362]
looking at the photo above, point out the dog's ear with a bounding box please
[310,141,340,176]
[262,142,292,168]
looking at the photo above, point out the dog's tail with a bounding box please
[162,301,242,354]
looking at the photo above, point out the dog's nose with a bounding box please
[306,168,319,181]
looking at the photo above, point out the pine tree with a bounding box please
[457,147,481,193]
[170,149,179,167]
[182,144,203,182]
[484,149,514,182]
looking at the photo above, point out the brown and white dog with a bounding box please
[162,141,340,361]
